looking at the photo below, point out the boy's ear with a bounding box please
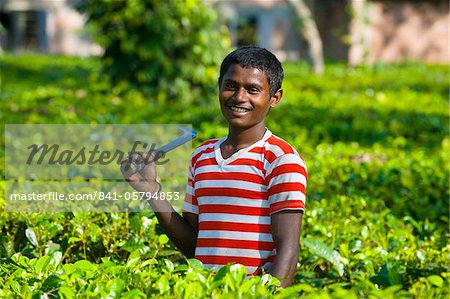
[269,89,283,108]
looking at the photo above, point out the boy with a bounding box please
[122,46,307,287]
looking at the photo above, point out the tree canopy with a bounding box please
[77,0,229,104]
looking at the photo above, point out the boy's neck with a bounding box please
[224,124,267,149]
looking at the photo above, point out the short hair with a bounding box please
[218,46,284,97]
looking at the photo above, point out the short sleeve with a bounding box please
[265,153,307,215]
[182,161,199,215]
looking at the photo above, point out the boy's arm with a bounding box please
[147,199,199,258]
[265,152,307,287]
[121,153,198,258]
[268,211,303,287]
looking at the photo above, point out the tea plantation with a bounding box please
[0,55,448,298]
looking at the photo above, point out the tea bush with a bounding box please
[0,55,448,298]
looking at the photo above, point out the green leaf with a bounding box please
[164,259,174,272]
[34,255,51,274]
[58,286,76,299]
[370,263,403,287]
[141,258,157,268]
[74,260,96,272]
[158,249,179,256]
[383,285,403,295]
[261,274,280,287]
[9,280,21,294]
[187,258,204,269]
[68,237,81,244]
[18,255,30,268]
[25,228,38,247]
[108,278,125,298]
[121,289,146,299]
[42,274,62,292]
[156,275,170,294]
[276,283,315,298]
[62,264,77,275]
[174,264,188,272]
[427,275,444,287]
[195,272,207,284]
[126,250,141,267]
[239,279,256,293]
[49,251,62,267]
[214,264,230,282]
[230,264,247,284]
[158,234,169,245]
[387,266,403,286]
[303,238,345,276]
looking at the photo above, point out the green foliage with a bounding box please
[1,55,449,297]
[76,0,229,104]
[302,238,344,276]
[273,62,449,224]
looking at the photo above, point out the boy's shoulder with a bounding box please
[263,133,307,177]
[194,138,220,152]
[262,132,307,170]
[190,138,221,161]
[265,132,304,158]
[199,138,221,147]
[265,133,297,155]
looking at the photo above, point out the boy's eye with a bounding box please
[248,87,259,94]
[224,82,236,90]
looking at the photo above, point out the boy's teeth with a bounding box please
[231,107,248,112]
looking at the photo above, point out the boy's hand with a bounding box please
[120,152,160,193]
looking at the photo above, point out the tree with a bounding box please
[348,0,367,67]
[77,0,229,104]
[285,0,324,75]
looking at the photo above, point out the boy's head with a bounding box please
[218,46,284,97]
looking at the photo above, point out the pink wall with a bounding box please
[368,1,449,64]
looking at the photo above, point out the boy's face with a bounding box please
[219,63,281,130]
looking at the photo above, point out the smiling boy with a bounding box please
[122,46,307,287]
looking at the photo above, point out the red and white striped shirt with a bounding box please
[182,129,307,275]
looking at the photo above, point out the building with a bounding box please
[1,0,448,64]
[0,0,101,56]
[214,0,305,61]
[217,0,449,64]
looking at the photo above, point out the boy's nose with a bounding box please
[233,88,247,102]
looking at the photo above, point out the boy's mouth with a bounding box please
[228,105,252,113]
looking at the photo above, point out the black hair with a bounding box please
[218,46,284,97]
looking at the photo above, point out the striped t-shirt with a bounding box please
[182,129,307,275]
